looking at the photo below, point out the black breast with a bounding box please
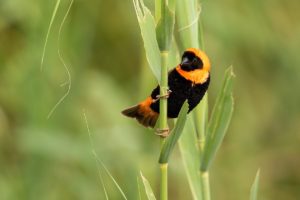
[150,70,210,118]
[187,75,210,112]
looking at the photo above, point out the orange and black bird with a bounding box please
[122,48,210,128]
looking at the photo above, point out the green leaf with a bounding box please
[167,38,180,70]
[201,66,235,171]
[140,172,157,200]
[179,115,203,200]
[156,0,175,51]
[97,158,128,200]
[137,175,149,200]
[133,0,161,82]
[159,101,189,163]
[250,169,260,200]
[176,0,199,50]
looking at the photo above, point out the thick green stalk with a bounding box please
[159,163,168,200]
[159,51,169,200]
[200,171,211,200]
[160,51,169,139]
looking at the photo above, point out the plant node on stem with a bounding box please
[200,171,211,200]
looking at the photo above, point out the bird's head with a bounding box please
[176,48,211,84]
[180,48,210,72]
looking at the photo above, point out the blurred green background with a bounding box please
[0,0,300,199]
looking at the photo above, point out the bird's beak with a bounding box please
[180,57,189,66]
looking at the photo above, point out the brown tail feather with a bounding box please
[121,105,140,118]
[121,104,158,128]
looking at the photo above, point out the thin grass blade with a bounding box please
[133,0,161,82]
[47,0,73,119]
[95,155,128,200]
[140,172,157,200]
[91,151,109,200]
[40,0,61,71]
[137,176,142,200]
[84,112,127,200]
[159,101,189,163]
[201,66,235,171]
[250,169,261,200]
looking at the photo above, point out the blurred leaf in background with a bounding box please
[0,0,300,200]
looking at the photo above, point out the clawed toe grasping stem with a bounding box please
[156,127,170,138]
[152,89,172,103]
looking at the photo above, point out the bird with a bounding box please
[121,48,210,129]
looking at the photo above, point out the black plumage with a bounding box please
[121,48,211,128]
[150,70,210,118]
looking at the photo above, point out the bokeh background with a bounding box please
[0,0,300,199]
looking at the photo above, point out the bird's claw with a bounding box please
[152,89,172,103]
[156,128,170,138]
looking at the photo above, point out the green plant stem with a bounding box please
[160,51,169,146]
[200,171,211,200]
[159,163,168,200]
[159,51,169,200]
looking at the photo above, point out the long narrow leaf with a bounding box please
[156,0,175,51]
[179,116,203,200]
[250,169,261,200]
[90,151,109,200]
[137,176,143,200]
[140,172,157,200]
[201,66,235,171]
[159,101,189,163]
[176,0,199,50]
[96,157,128,200]
[133,0,161,82]
[167,38,180,70]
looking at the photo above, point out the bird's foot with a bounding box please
[152,89,172,103]
[156,128,170,138]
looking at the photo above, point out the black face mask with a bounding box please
[180,51,203,71]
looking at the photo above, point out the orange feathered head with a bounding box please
[180,48,211,72]
[176,48,211,84]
